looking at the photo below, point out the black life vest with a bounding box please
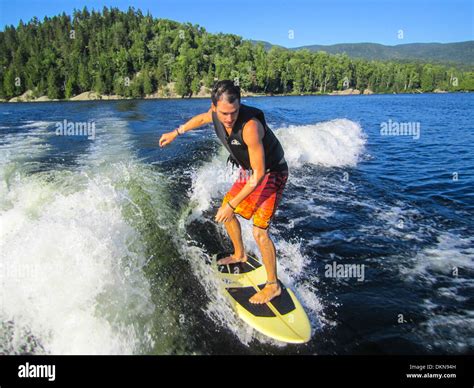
[211,104,287,172]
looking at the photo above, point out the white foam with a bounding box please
[285,198,335,222]
[0,121,53,167]
[0,121,56,217]
[187,147,235,219]
[420,301,474,353]
[398,232,474,352]
[275,119,366,168]
[356,202,429,242]
[18,121,53,129]
[400,232,474,282]
[0,117,157,355]
[176,242,259,346]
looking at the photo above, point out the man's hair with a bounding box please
[211,80,241,106]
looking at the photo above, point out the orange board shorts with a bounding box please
[222,168,289,229]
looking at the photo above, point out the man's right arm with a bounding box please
[179,108,213,134]
[159,108,212,147]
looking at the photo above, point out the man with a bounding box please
[159,80,288,304]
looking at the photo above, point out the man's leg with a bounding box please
[217,214,248,265]
[249,226,281,304]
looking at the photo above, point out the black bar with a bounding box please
[0,355,472,386]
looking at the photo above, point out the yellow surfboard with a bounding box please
[212,253,312,344]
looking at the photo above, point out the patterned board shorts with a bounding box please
[221,169,289,229]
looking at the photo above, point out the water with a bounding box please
[0,93,472,355]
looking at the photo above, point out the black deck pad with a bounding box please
[257,282,296,316]
[216,252,262,274]
[226,286,276,317]
[226,282,296,317]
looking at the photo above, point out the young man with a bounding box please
[159,80,288,304]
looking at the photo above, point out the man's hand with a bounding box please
[159,130,178,147]
[159,108,212,148]
[215,203,235,223]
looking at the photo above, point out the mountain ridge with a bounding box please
[249,40,474,66]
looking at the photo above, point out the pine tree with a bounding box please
[47,68,60,99]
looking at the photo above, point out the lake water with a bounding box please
[0,93,472,354]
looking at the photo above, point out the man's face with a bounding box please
[212,98,240,128]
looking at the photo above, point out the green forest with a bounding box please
[1,6,473,100]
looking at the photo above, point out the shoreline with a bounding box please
[0,88,469,104]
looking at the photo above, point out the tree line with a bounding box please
[1,6,473,100]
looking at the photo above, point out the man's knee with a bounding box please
[253,225,269,243]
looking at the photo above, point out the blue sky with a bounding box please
[0,0,472,47]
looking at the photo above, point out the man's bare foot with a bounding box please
[217,253,248,265]
[249,282,281,304]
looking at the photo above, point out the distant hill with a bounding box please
[250,40,474,66]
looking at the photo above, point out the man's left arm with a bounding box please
[215,119,266,223]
